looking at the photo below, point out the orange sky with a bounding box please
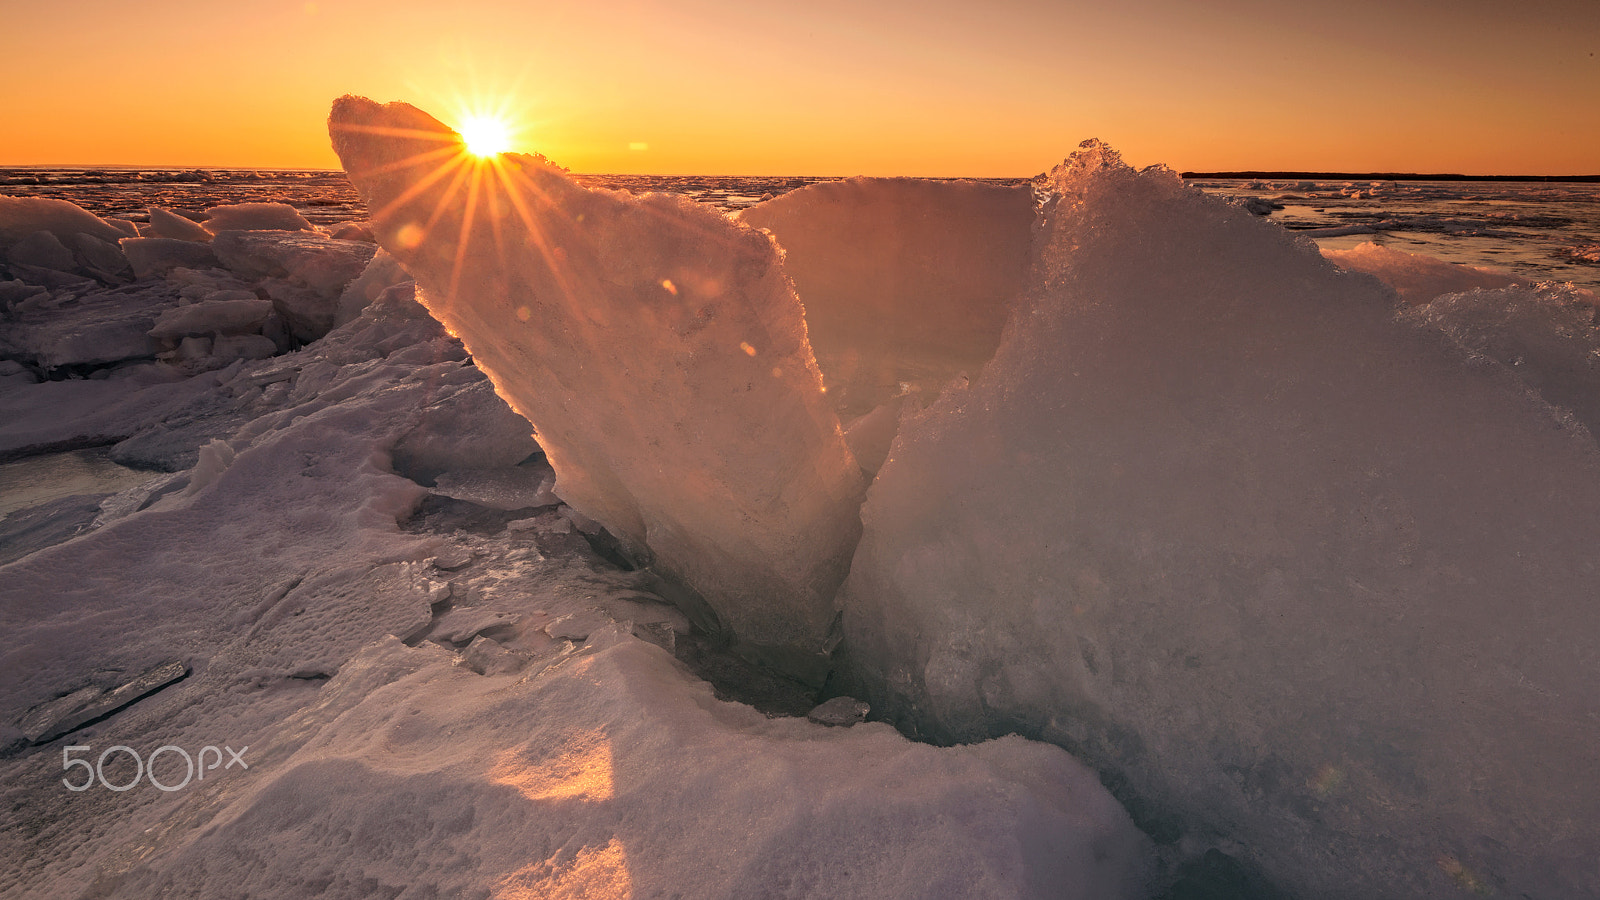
[2,0,1597,175]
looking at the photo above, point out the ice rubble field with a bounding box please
[0,97,1597,899]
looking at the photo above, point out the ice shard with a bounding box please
[739,177,1034,416]
[329,97,864,672]
[837,142,1600,898]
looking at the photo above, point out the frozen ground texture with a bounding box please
[330,97,866,673]
[839,143,1600,898]
[0,224,1151,896]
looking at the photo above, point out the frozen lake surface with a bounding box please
[5,166,1596,291]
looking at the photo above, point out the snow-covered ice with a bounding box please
[837,141,1600,899]
[201,202,315,234]
[0,265,1151,900]
[0,196,131,247]
[80,637,1150,899]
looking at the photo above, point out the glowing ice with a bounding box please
[146,207,213,242]
[330,97,864,671]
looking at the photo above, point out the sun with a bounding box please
[458,115,513,157]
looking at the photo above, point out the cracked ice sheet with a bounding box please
[329,97,864,672]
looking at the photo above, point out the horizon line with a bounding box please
[3,163,1599,183]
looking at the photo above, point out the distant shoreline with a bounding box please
[1182,170,1600,184]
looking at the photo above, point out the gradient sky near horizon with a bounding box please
[3,0,1596,175]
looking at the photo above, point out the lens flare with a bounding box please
[458,115,513,157]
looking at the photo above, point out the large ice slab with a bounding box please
[148,295,274,340]
[739,178,1034,415]
[0,196,129,247]
[1,198,134,286]
[210,230,377,340]
[146,206,213,242]
[330,97,865,672]
[0,283,176,370]
[838,142,1600,899]
[118,236,221,279]
[202,201,315,234]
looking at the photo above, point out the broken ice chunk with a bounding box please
[430,607,520,644]
[429,547,475,571]
[632,621,676,654]
[0,196,131,248]
[388,379,540,486]
[8,230,75,271]
[544,608,616,641]
[806,696,870,727]
[331,97,865,674]
[432,467,557,511]
[208,231,377,340]
[2,285,171,369]
[459,635,528,676]
[148,296,273,340]
[17,660,188,744]
[147,207,213,242]
[202,203,314,234]
[69,233,132,282]
[334,247,409,327]
[1323,240,1529,305]
[119,237,221,279]
[739,177,1033,416]
[839,141,1600,899]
